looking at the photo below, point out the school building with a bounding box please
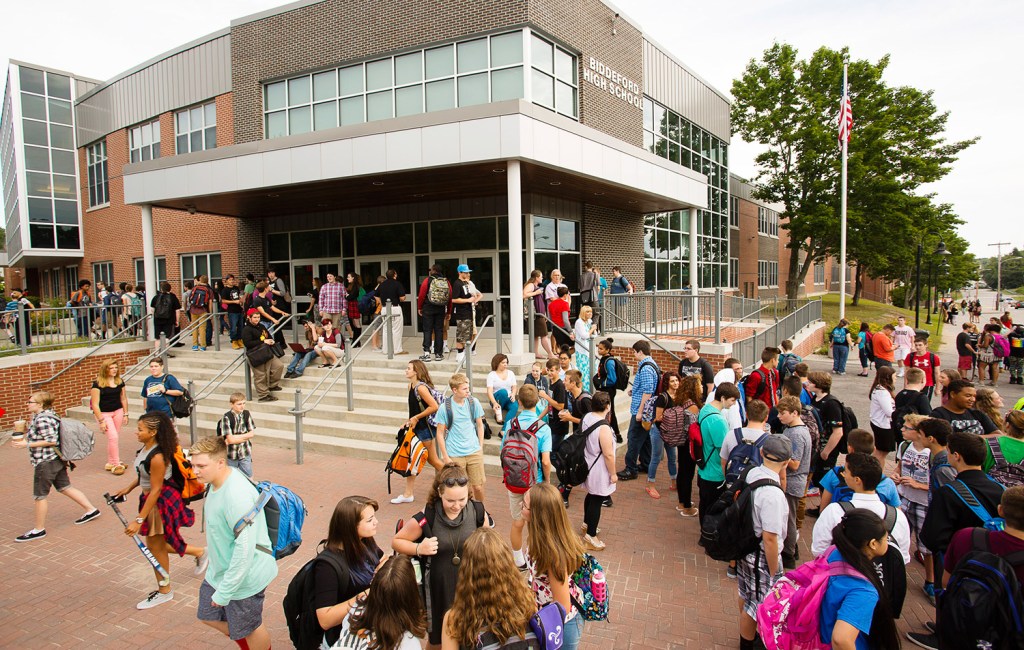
[0,0,889,359]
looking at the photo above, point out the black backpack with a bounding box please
[837,502,907,618]
[552,420,604,487]
[700,467,783,562]
[153,292,175,321]
[283,549,349,650]
[937,528,1024,650]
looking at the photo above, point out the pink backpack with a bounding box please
[993,334,1011,358]
[756,546,869,650]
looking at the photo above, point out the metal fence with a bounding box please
[730,299,823,370]
[0,303,150,356]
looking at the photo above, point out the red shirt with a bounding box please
[945,528,1024,585]
[905,352,940,386]
[548,298,570,332]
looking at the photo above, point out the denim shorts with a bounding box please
[196,580,266,640]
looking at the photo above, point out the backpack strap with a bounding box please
[316,550,351,603]
[945,479,997,524]
[734,428,744,446]
[987,437,1008,465]
[233,488,273,539]
[837,501,855,516]
[882,505,898,533]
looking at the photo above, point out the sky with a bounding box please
[1,0,1019,258]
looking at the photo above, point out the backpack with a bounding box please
[831,326,848,344]
[742,368,774,406]
[189,285,211,311]
[70,289,88,307]
[415,381,445,428]
[993,334,1011,358]
[125,293,144,319]
[102,291,122,308]
[757,546,870,650]
[936,528,1024,650]
[777,352,801,383]
[552,420,604,487]
[57,417,95,464]
[385,426,429,494]
[891,391,926,439]
[570,553,610,621]
[700,468,783,562]
[358,290,380,316]
[598,356,630,391]
[529,602,566,650]
[827,466,857,504]
[143,445,205,504]
[658,399,691,447]
[153,292,175,321]
[233,478,307,559]
[862,331,875,359]
[987,439,1024,488]
[501,416,545,494]
[724,428,769,487]
[162,377,195,418]
[426,276,451,307]
[943,478,1007,531]
[836,501,907,617]
[283,550,349,650]
[688,412,713,469]
[639,360,664,423]
[801,406,822,453]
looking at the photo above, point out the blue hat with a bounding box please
[457,264,472,273]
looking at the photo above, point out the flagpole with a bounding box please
[839,55,850,320]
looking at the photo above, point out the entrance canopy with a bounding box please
[122,99,708,217]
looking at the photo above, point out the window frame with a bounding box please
[129,119,161,163]
[86,140,109,208]
[92,261,113,288]
[179,252,222,293]
[134,256,168,287]
[174,102,217,154]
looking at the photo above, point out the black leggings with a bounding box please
[584,493,605,537]
[605,388,620,438]
[676,446,698,507]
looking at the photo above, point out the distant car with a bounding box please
[1015,300,1024,309]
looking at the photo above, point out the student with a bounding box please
[807,371,846,488]
[855,322,874,377]
[538,358,568,450]
[312,496,387,648]
[892,368,933,440]
[718,398,771,483]
[955,322,978,379]
[809,429,902,517]
[12,391,101,542]
[894,413,936,602]
[522,361,550,394]
[189,436,276,649]
[524,269,554,360]
[486,353,518,426]
[393,464,493,650]
[819,509,902,649]
[712,360,746,430]
[677,338,715,399]
[872,323,896,368]
[593,338,624,442]
[673,374,703,518]
[218,392,256,478]
[416,264,452,362]
[868,366,896,466]
[5,287,34,345]
[91,358,130,475]
[743,347,780,408]
[793,362,813,406]
[777,338,801,382]
[548,285,573,350]
[829,318,855,375]
[333,555,426,650]
[242,308,285,402]
[315,318,343,367]
[776,396,813,569]
[974,386,1006,432]
[893,315,916,377]
[983,410,1024,475]
[435,373,487,502]
[697,382,740,525]
[618,340,659,481]
[140,358,185,419]
[929,379,1000,436]
[646,371,681,500]
[285,320,321,378]
[812,452,912,566]
[573,305,597,392]
[441,528,540,650]
[391,360,443,505]
[736,436,791,650]
[450,264,481,364]
[557,369,593,505]
[523,483,586,650]
[905,336,941,401]
[581,392,617,549]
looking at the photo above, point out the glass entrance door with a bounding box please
[292,260,340,319]
[359,257,415,335]
[432,253,497,335]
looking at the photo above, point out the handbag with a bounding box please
[247,343,275,366]
[271,342,285,358]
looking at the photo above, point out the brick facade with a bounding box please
[581,204,643,282]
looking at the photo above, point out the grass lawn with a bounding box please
[817,293,943,353]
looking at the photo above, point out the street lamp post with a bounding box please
[915,244,922,329]
[924,241,951,327]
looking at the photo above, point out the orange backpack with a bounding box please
[385,427,428,494]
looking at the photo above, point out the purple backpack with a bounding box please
[993,334,1011,358]
[529,601,566,650]
[757,546,869,650]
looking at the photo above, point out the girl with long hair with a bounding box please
[110,412,206,610]
[334,555,426,650]
[593,338,623,442]
[524,483,586,649]
[441,528,539,650]
[91,358,129,474]
[821,509,901,649]
[868,366,896,466]
[346,272,365,344]
[314,496,386,648]
[974,387,1006,432]
[976,325,999,386]
[573,305,597,392]
[393,463,491,650]
[937,368,962,406]
[646,371,682,499]
[391,360,443,505]
[674,373,704,517]
[857,322,874,377]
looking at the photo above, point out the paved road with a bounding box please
[4,291,1020,649]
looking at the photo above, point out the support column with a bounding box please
[141,203,158,342]
[507,161,524,359]
[689,207,700,325]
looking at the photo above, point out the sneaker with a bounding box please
[390,494,415,505]
[443,344,451,354]
[14,529,46,542]
[905,632,938,650]
[269,386,283,391]
[616,470,638,481]
[194,551,210,576]
[257,395,279,402]
[805,486,821,497]
[602,496,613,508]
[781,552,796,570]
[435,353,444,361]
[456,351,465,363]
[192,345,199,351]
[726,565,738,579]
[136,590,174,610]
[583,534,606,551]
[923,581,936,605]
[199,347,206,352]
[419,353,432,362]
[677,506,699,517]
[580,524,602,535]
[74,509,101,525]
[805,507,821,518]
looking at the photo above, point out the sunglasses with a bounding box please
[441,477,469,488]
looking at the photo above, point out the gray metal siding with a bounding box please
[75,34,231,144]
[729,174,784,211]
[642,39,730,141]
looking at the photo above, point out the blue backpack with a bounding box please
[724,428,768,487]
[943,478,1006,531]
[233,479,307,559]
[571,553,610,621]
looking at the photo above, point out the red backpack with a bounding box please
[500,416,544,494]
[688,412,714,469]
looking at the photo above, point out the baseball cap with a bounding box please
[457,264,472,273]
[761,435,793,462]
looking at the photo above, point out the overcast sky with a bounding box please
[2,0,1018,258]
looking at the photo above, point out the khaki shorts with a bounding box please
[451,450,485,486]
[455,319,473,344]
[508,490,526,521]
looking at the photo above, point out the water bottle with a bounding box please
[591,570,606,603]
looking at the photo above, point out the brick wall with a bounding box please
[737,198,758,296]
[581,204,643,284]
[0,345,150,431]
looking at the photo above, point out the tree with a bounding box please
[982,250,1024,290]
[731,44,977,301]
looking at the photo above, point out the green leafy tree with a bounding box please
[731,44,977,301]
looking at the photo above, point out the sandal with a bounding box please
[104,463,115,472]
[670,480,677,491]
[645,485,661,499]
[111,463,127,476]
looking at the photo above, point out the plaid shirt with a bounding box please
[318,281,345,314]
[630,357,660,415]
[219,410,255,460]
[28,410,60,466]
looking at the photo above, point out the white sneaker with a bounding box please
[456,351,465,363]
[137,590,173,610]
[897,370,905,378]
[390,494,415,504]
[194,550,209,576]
[443,344,451,354]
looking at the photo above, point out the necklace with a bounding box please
[441,508,467,566]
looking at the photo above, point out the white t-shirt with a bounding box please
[746,465,789,544]
[719,426,768,462]
[869,387,894,429]
[811,493,912,563]
[486,370,517,393]
[893,325,915,353]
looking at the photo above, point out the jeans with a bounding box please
[421,308,445,355]
[287,350,317,376]
[623,417,652,475]
[859,347,871,369]
[675,447,698,507]
[75,311,91,338]
[832,344,850,373]
[492,389,515,413]
[227,457,253,478]
[647,424,677,482]
[228,312,243,341]
[562,613,585,650]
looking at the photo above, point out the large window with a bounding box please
[729,196,739,228]
[532,216,580,292]
[92,261,113,288]
[86,141,108,207]
[642,96,729,288]
[63,265,78,296]
[758,260,779,288]
[758,206,779,237]
[180,252,221,291]
[135,256,167,287]
[729,257,739,289]
[642,211,689,290]
[175,102,216,154]
[130,120,161,163]
[814,263,825,285]
[263,29,577,138]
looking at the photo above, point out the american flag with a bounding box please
[838,86,853,143]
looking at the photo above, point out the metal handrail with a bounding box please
[122,314,208,382]
[191,314,296,403]
[289,314,387,416]
[442,314,495,399]
[31,313,154,387]
[596,304,682,363]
